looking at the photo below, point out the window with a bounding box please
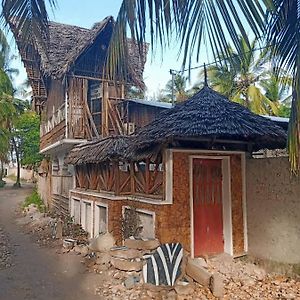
[94,204,108,237]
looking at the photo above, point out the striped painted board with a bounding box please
[142,243,183,286]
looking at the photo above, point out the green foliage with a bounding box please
[121,207,142,240]
[14,111,43,168]
[22,189,45,212]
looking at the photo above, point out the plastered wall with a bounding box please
[246,157,300,264]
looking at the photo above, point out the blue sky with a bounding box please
[10,1,210,97]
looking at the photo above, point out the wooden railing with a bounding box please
[75,160,164,200]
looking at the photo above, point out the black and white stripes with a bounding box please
[143,243,183,286]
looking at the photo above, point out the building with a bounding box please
[10,17,168,213]
[67,85,294,260]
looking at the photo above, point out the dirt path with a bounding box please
[0,181,102,300]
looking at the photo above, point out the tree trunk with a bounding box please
[0,160,5,187]
[12,137,21,188]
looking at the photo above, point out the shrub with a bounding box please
[23,189,45,212]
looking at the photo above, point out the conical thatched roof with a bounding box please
[127,86,287,157]
[66,136,132,165]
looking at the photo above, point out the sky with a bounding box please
[9,0,207,98]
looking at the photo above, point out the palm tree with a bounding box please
[1,0,56,49]
[160,74,189,103]
[200,37,279,115]
[107,0,299,172]
[2,1,299,172]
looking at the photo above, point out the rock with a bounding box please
[124,275,140,289]
[124,238,160,250]
[63,239,76,249]
[96,252,111,265]
[79,245,89,256]
[186,258,211,287]
[89,232,115,252]
[111,257,142,272]
[210,273,224,299]
[175,282,195,295]
[55,218,63,239]
[110,247,143,259]
[193,257,208,269]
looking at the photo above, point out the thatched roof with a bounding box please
[127,86,287,157]
[66,136,132,165]
[10,16,147,84]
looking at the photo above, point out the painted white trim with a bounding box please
[80,199,94,238]
[241,153,248,253]
[94,202,109,237]
[69,189,173,205]
[40,138,87,154]
[122,206,156,239]
[165,149,173,204]
[65,90,68,139]
[172,149,245,155]
[189,155,233,258]
[70,196,81,224]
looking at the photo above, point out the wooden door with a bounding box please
[193,158,224,256]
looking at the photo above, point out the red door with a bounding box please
[193,159,224,257]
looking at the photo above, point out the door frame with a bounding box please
[189,155,233,257]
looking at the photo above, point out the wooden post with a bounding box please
[145,158,150,194]
[114,162,120,195]
[130,162,135,195]
[102,82,109,136]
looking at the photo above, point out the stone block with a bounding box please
[175,282,195,295]
[89,232,115,252]
[124,238,160,250]
[110,247,143,260]
[210,273,224,299]
[186,258,211,287]
[111,257,143,272]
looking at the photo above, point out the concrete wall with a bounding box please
[7,167,33,180]
[246,157,300,264]
[38,174,52,208]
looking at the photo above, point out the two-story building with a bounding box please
[10,16,167,213]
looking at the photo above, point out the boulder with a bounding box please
[96,252,111,265]
[124,238,160,250]
[210,273,224,299]
[124,275,140,289]
[55,219,63,239]
[63,238,76,249]
[186,257,212,287]
[89,232,115,252]
[111,257,143,272]
[110,247,143,260]
[175,282,195,296]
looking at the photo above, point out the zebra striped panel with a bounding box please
[143,243,183,286]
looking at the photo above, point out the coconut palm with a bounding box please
[2,1,300,172]
[106,0,299,172]
[160,74,189,103]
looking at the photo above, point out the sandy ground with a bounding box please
[0,180,103,300]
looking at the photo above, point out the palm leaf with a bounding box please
[1,0,57,50]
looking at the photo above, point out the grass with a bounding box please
[22,189,45,212]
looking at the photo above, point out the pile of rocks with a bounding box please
[0,225,13,270]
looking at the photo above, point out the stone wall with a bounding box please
[246,157,300,264]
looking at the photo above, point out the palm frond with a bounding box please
[1,0,56,49]
[266,0,300,173]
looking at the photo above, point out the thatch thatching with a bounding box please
[127,86,287,158]
[10,16,147,85]
[66,136,132,165]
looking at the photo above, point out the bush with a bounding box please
[0,180,5,188]
[23,189,45,212]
